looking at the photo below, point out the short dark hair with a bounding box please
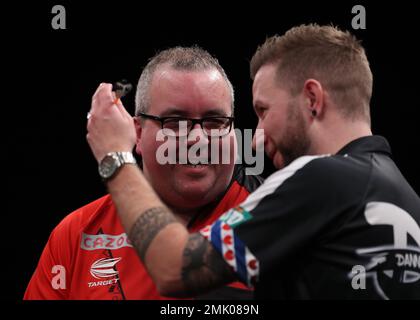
[250,24,373,123]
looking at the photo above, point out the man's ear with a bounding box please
[303,79,325,119]
[134,116,143,156]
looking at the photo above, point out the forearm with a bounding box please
[106,165,237,296]
[106,165,189,293]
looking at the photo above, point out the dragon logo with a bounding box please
[356,202,420,299]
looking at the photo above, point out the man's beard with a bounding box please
[276,100,311,167]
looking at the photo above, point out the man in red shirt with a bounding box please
[24,47,263,300]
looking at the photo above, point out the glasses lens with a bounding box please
[162,119,192,137]
[161,117,232,137]
[203,118,231,137]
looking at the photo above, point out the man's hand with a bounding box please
[87,83,137,163]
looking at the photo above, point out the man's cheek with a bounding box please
[153,136,179,165]
[213,134,236,165]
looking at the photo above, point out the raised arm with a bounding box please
[86,83,235,296]
[107,165,236,296]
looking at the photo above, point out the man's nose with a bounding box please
[187,123,209,147]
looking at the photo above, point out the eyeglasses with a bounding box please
[137,112,234,137]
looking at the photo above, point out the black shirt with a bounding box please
[201,136,420,299]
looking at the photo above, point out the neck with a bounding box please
[310,116,372,155]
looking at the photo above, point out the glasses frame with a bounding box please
[137,112,235,137]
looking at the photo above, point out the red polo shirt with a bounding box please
[24,166,263,299]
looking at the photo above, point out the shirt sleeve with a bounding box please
[200,155,366,287]
[24,213,78,300]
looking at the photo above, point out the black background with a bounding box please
[6,1,420,302]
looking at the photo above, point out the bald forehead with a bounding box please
[151,66,227,91]
[149,67,232,115]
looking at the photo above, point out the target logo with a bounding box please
[90,257,122,279]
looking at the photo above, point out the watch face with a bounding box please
[99,154,119,179]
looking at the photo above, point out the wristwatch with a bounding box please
[98,152,137,181]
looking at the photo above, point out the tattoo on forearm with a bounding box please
[129,207,177,261]
[181,233,236,295]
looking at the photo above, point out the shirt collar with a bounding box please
[336,135,392,157]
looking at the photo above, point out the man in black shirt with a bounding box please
[86,24,420,299]
[214,135,420,299]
